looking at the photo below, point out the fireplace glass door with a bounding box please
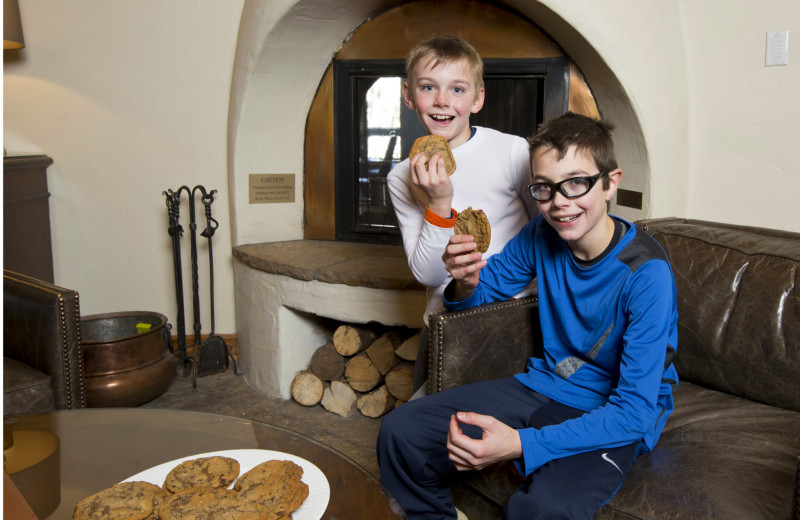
[334,58,569,244]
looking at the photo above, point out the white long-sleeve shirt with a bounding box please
[387,126,538,324]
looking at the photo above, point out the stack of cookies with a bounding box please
[73,455,310,519]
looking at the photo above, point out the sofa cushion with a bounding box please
[3,357,56,415]
[600,381,800,519]
[638,219,800,413]
[455,380,800,520]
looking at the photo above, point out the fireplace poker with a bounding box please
[197,189,234,376]
[185,186,205,388]
[163,187,191,376]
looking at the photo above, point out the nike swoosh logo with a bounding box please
[602,452,623,475]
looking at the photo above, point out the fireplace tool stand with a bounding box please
[164,185,238,389]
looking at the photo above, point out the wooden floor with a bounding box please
[140,366,383,479]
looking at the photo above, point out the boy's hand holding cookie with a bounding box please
[443,233,486,300]
[444,207,492,300]
[410,135,457,175]
[409,135,455,217]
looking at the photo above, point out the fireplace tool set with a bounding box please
[164,185,237,389]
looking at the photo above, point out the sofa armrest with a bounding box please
[3,270,86,410]
[427,296,541,394]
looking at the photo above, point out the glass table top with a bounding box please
[4,408,405,520]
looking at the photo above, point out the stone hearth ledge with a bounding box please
[233,240,427,399]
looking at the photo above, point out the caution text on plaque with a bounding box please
[249,174,295,204]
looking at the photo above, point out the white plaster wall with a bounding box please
[226,0,298,242]
[231,0,391,246]
[4,1,244,331]
[680,0,800,230]
[514,0,800,231]
[522,0,689,221]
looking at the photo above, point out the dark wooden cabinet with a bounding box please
[3,155,55,283]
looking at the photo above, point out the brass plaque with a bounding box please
[249,174,295,204]
[616,189,643,210]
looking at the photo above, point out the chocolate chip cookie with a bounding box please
[234,460,309,519]
[455,206,491,253]
[162,456,240,494]
[409,135,457,175]
[73,481,164,520]
[157,486,267,519]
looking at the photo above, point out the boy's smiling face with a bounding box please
[403,57,484,149]
[532,145,622,261]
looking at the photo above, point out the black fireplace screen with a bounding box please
[334,58,569,245]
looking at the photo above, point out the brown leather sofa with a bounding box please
[3,270,86,415]
[427,218,800,520]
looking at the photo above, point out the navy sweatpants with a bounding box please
[376,377,639,520]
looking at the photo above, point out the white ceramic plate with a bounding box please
[122,449,330,520]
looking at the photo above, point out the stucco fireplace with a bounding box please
[233,240,425,398]
[232,0,647,400]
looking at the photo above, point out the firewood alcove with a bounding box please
[291,322,422,419]
[232,239,426,401]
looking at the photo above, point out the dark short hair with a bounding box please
[528,112,617,188]
[406,35,484,91]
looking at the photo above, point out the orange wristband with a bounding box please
[424,207,457,228]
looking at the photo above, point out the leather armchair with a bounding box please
[3,270,86,414]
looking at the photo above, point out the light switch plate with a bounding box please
[766,30,789,66]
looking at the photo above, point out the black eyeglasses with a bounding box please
[528,171,608,202]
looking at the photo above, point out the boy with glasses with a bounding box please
[377,112,679,519]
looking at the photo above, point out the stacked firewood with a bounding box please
[291,324,422,418]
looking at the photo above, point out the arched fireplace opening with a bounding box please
[303,0,609,242]
[231,0,651,399]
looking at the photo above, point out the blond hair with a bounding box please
[405,35,484,91]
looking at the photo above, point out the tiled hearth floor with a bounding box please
[140,367,383,479]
